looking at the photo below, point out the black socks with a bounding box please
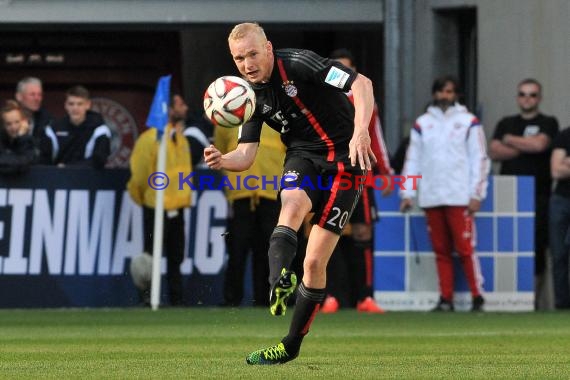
[350,238,374,301]
[282,282,326,355]
[268,225,298,285]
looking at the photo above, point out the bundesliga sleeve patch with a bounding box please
[324,66,350,89]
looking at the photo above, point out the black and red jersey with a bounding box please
[238,48,358,163]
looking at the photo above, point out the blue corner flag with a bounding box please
[146,75,171,137]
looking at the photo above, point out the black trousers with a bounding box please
[223,197,280,306]
[143,206,185,306]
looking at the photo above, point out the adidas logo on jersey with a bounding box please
[262,104,272,114]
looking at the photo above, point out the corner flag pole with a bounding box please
[146,75,171,311]
[151,134,167,311]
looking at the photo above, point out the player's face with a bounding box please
[64,95,91,126]
[516,83,541,113]
[433,82,457,106]
[16,83,43,112]
[2,109,29,138]
[229,33,273,84]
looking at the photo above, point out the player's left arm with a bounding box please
[350,73,376,170]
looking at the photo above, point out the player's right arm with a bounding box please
[204,142,258,171]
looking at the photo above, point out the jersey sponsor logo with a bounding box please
[523,125,540,137]
[90,97,138,168]
[281,80,298,97]
[325,66,350,89]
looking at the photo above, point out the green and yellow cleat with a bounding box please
[269,269,297,316]
[246,342,297,365]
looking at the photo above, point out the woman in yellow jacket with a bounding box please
[216,124,285,306]
[127,94,192,306]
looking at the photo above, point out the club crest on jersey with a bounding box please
[282,80,298,97]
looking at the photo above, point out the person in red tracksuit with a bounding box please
[320,49,393,313]
[400,76,489,312]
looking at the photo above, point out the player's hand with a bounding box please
[349,131,376,170]
[400,198,413,213]
[467,198,481,215]
[204,144,223,170]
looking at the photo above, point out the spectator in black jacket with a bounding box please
[0,100,37,174]
[45,85,111,169]
[15,77,54,146]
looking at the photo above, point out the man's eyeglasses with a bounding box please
[518,92,539,98]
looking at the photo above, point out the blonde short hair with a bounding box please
[228,22,267,43]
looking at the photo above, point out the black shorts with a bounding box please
[279,155,365,235]
[350,186,378,224]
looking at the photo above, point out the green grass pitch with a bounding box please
[0,308,569,379]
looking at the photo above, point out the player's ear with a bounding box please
[266,40,273,53]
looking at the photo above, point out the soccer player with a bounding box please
[204,22,376,365]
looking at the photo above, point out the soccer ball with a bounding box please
[130,252,152,290]
[203,76,256,128]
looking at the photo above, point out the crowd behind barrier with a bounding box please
[1,74,569,311]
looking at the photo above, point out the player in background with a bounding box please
[320,49,393,314]
[204,22,376,365]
